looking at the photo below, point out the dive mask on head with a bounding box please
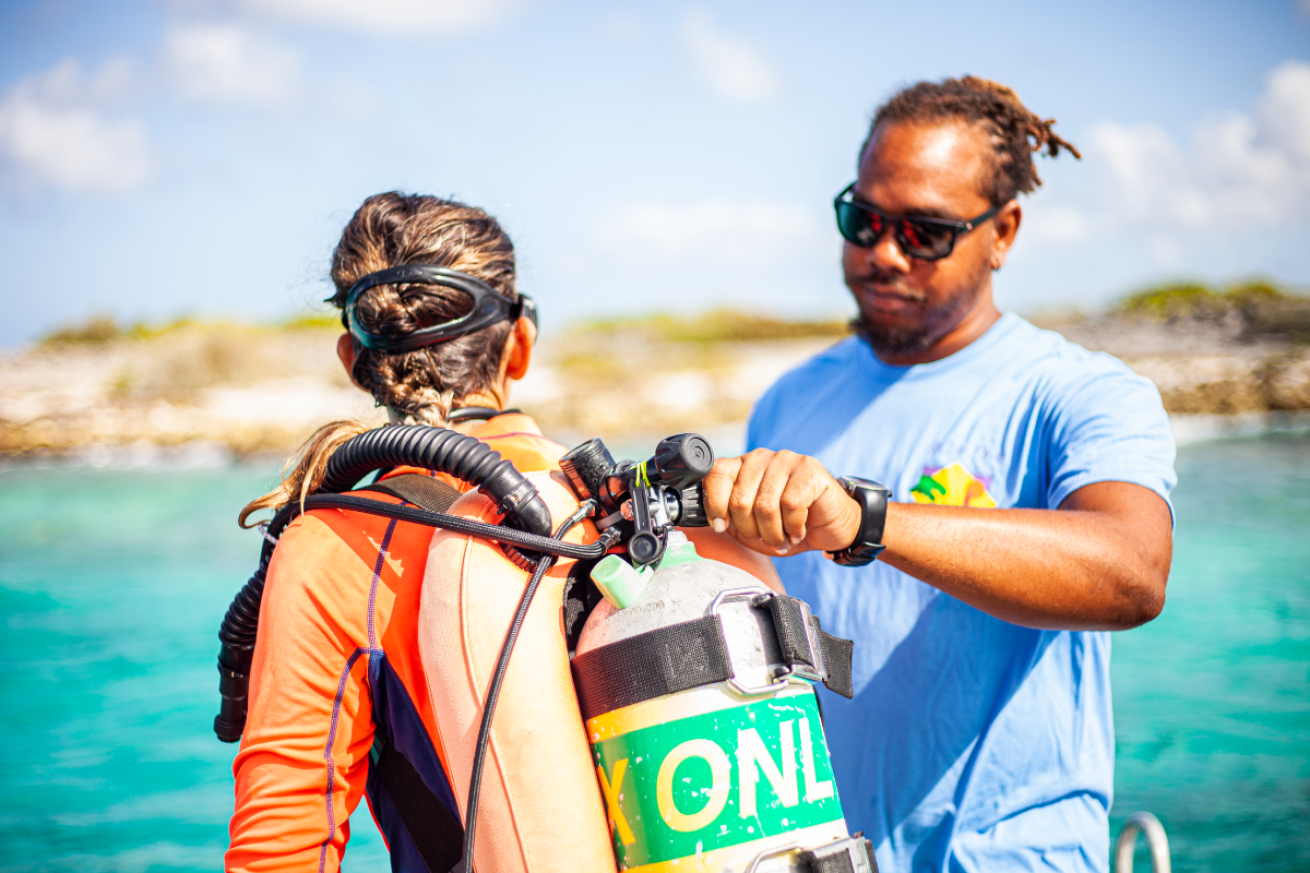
[338,264,537,354]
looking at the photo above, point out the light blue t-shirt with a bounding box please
[746,313,1176,873]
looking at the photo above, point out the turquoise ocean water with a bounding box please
[1,433,1307,872]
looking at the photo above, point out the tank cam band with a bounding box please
[803,835,879,873]
[746,836,878,873]
[571,591,855,722]
[760,593,854,697]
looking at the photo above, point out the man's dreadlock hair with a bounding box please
[861,76,1082,207]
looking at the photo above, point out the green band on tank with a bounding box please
[591,692,842,868]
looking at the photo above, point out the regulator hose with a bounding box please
[214,502,295,743]
[214,424,565,743]
[300,494,610,560]
[320,424,552,537]
[213,565,267,743]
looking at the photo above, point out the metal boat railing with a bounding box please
[1114,811,1171,873]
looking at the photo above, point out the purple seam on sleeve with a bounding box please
[366,517,399,650]
[318,645,385,873]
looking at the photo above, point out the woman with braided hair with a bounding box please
[226,192,583,873]
[226,191,779,873]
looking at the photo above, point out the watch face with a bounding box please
[841,476,889,497]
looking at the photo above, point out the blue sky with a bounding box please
[1,0,1307,346]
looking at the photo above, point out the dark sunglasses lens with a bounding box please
[897,219,957,260]
[835,201,883,247]
[835,196,960,260]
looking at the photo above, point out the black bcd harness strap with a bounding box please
[359,473,463,512]
[571,592,855,723]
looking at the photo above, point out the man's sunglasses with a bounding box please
[833,183,1005,262]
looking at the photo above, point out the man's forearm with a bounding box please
[704,452,1173,632]
[879,483,1173,631]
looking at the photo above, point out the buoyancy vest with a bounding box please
[416,471,785,873]
[227,415,574,873]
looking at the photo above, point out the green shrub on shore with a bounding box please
[574,308,849,344]
[39,315,206,345]
[1118,279,1284,317]
[39,312,339,348]
[40,314,122,345]
[280,311,341,331]
[1116,280,1310,342]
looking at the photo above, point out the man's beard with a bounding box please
[851,312,937,357]
[850,280,978,359]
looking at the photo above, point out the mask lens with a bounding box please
[409,285,475,330]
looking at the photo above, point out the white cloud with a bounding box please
[593,199,826,266]
[163,23,302,106]
[680,11,781,104]
[172,0,530,36]
[0,58,152,194]
[1087,59,1310,231]
[30,56,137,105]
[1022,200,1091,246]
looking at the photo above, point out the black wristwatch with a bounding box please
[830,476,891,567]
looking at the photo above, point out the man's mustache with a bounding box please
[854,271,928,303]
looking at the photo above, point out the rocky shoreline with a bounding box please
[1049,314,1310,414]
[4,307,1309,465]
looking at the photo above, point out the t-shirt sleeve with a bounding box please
[1043,356,1178,516]
[746,385,782,452]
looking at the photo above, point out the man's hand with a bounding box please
[701,449,862,556]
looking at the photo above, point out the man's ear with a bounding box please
[503,316,536,381]
[336,333,367,391]
[989,201,1022,270]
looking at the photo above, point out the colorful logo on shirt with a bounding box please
[910,462,997,508]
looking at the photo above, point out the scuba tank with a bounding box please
[562,439,878,873]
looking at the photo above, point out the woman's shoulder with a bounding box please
[265,497,436,626]
[471,412,568,472]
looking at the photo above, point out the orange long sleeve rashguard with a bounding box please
[226,415,569,873]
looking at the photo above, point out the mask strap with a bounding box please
[338,264,535,354]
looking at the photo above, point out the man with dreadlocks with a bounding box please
[702,77,1176,872]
